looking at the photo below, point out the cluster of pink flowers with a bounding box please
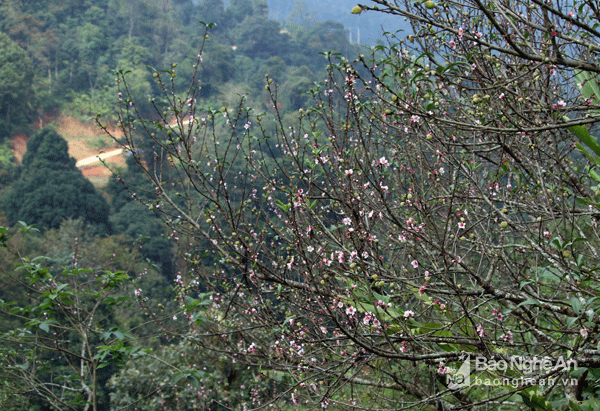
[500,331,513,344]
[375,156,389,167]
[492,309,503,321]
[363,312,381,328]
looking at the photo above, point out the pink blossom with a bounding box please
[500,331,513,344]
[411,260,419,268]
[404,310,415,318]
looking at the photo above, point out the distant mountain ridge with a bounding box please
[265,0,409,45]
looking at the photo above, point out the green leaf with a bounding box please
[415,322,442,334]
[569,400,583,411]
[516,299,540,309]
[575,71,600,102]
[567,121,600,157]
[275,200,291,213]
[39,322,50,333]
[571,297,582,315]
[519,389,554,410]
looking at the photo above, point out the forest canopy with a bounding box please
[4,0,600,410]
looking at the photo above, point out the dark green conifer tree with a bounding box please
[3,128,110,232]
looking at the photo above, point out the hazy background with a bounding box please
[259,0,408,44]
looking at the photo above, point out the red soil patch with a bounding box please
[12,133,28,163]
[10,115,127,187]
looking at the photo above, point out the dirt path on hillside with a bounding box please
[76,148,126,167]
[10,116,127,187]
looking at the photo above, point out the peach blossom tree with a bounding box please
[101,2,600,408]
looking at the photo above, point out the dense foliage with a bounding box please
[0,0,362,124]
[3,128,110,232]
[5,0,600,410]
[0,221,175,411]
[102,0,600,410]
[0,32,34,128]
[0,1,371,410]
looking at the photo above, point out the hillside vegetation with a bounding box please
[3,0,599,410]
[0,1,367,409]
